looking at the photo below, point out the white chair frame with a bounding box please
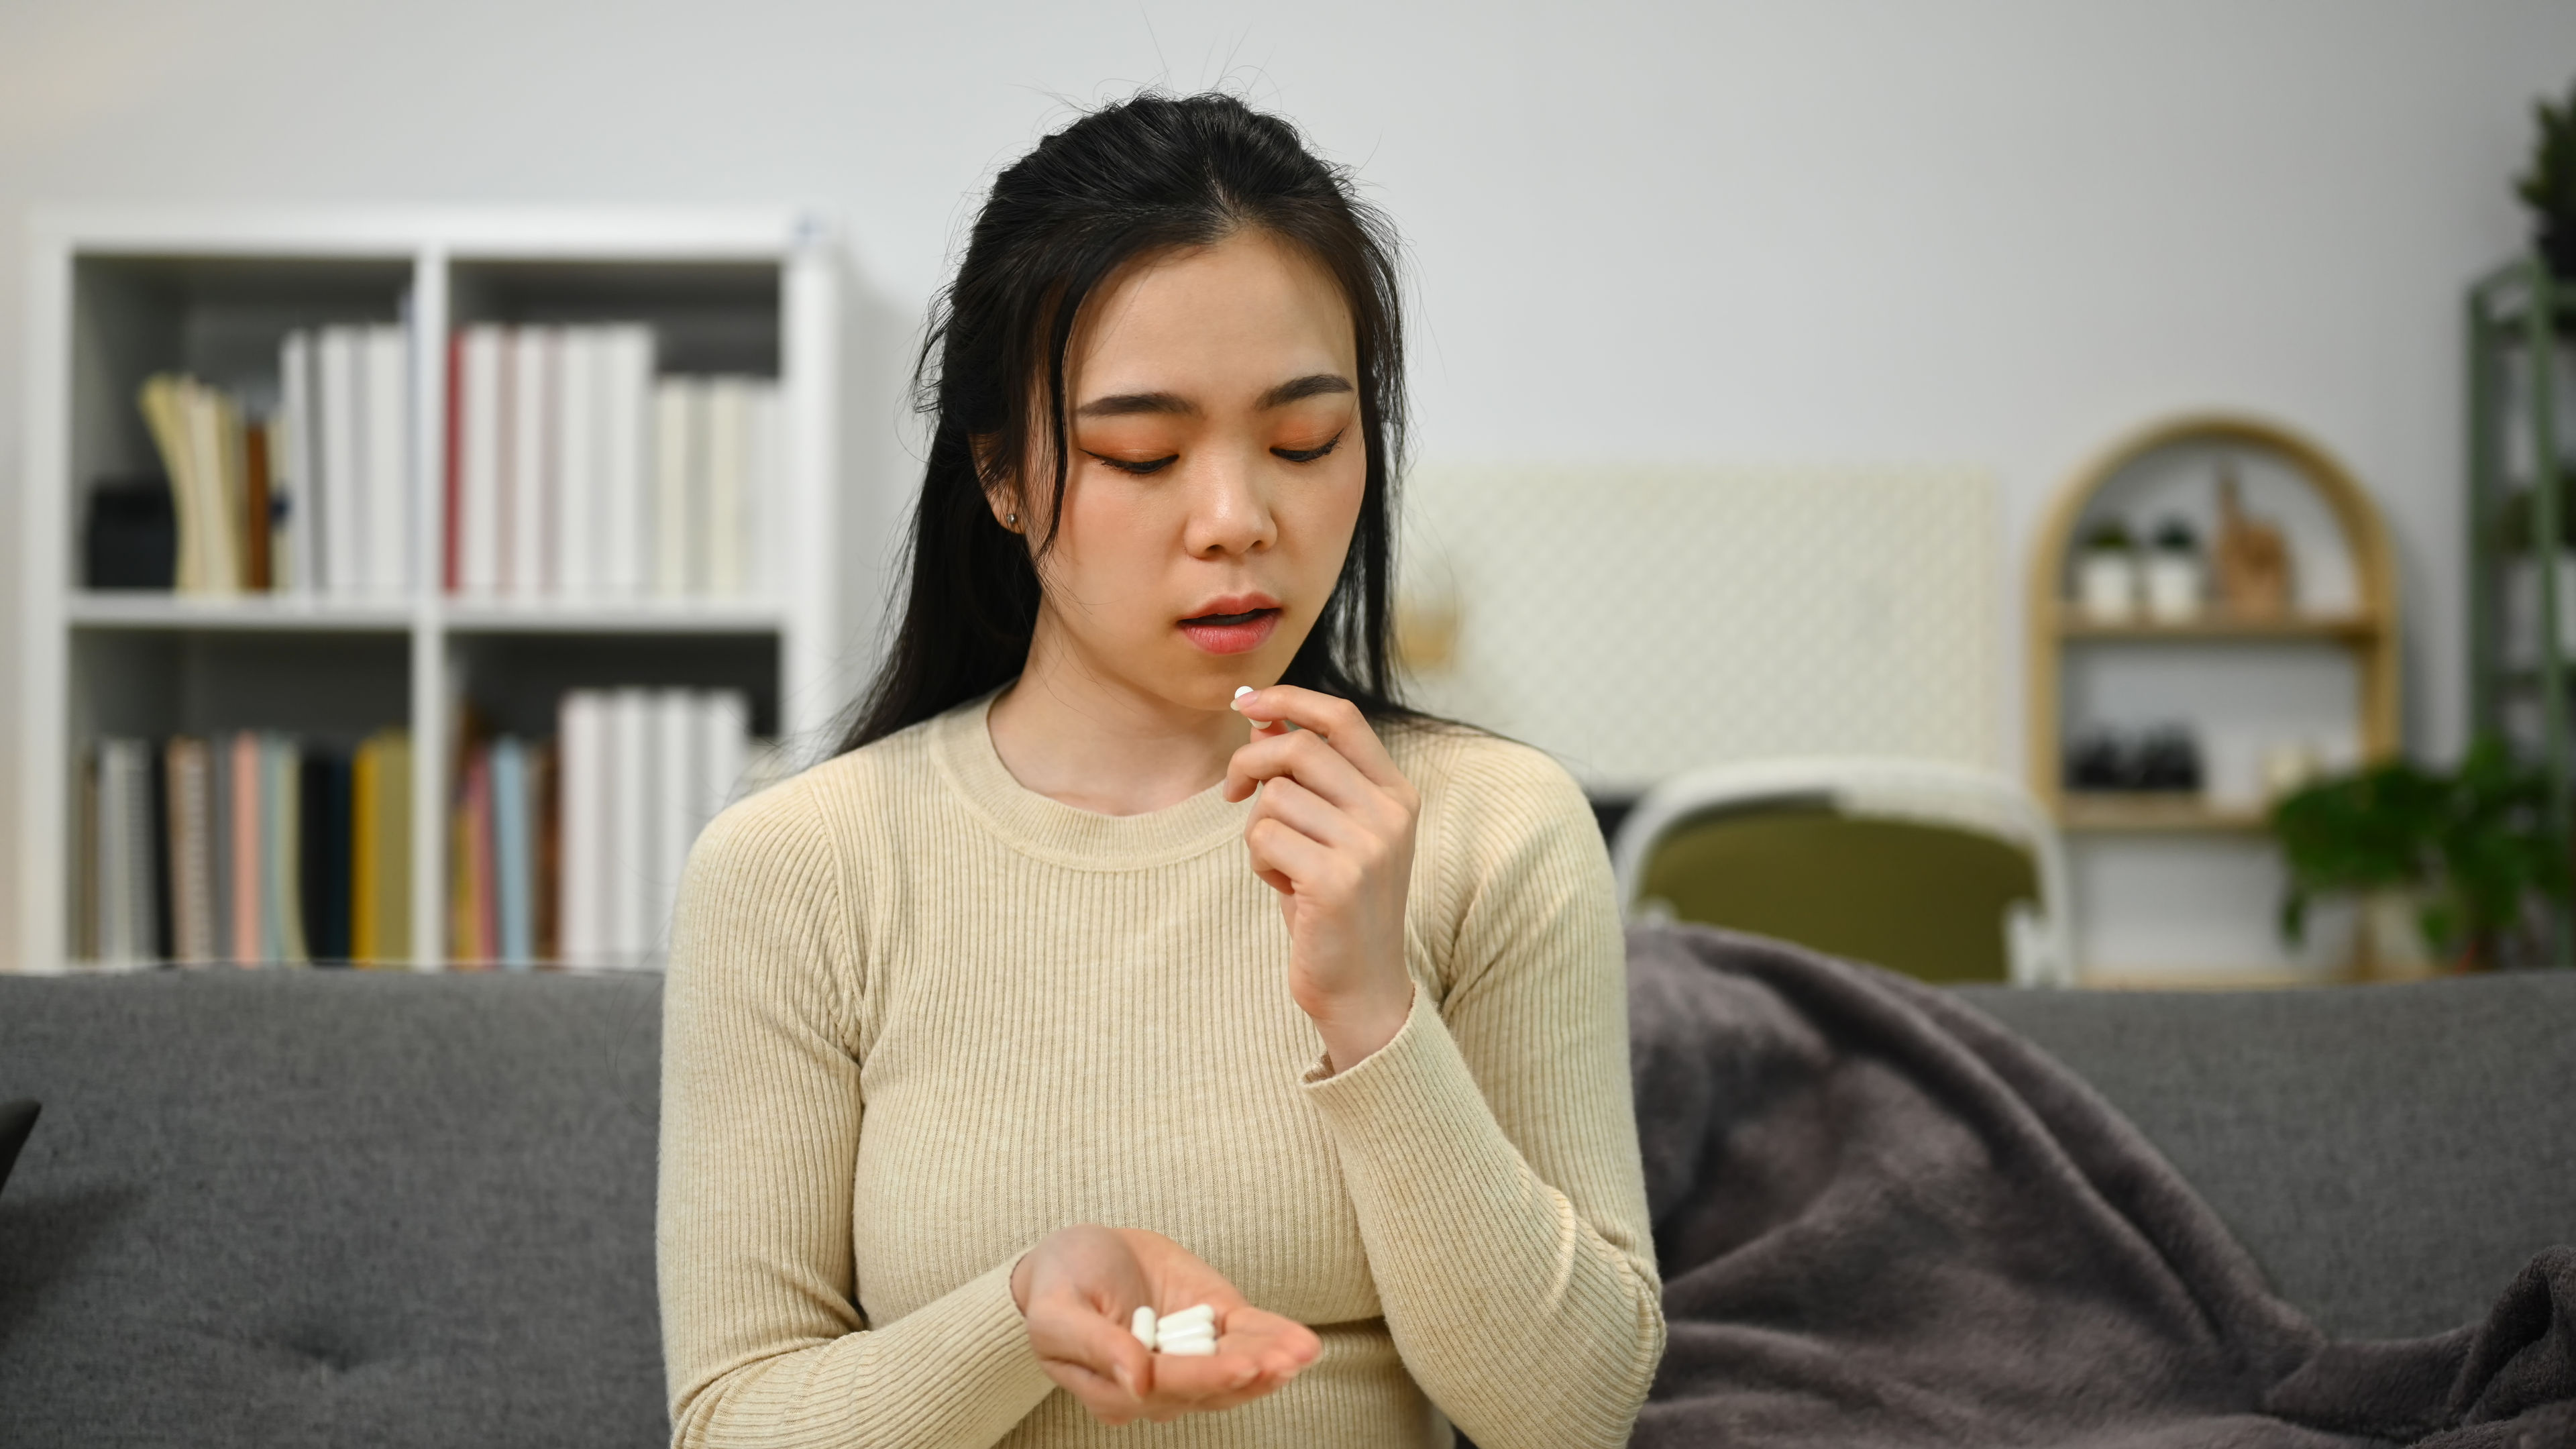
[1609,756,2078,988]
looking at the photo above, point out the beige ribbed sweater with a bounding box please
[657,693,1664,1449]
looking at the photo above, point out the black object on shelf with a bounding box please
[83,477,176,590]
[2133,726,2204,792]
[2066,728,2129,790]
[2065,723,2204,793]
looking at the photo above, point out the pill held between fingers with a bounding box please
[1130,1306,1157,1348]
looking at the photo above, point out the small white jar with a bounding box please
[2077,549,2139,623]
[2143,552,2203,623]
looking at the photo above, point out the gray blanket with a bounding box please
[1625,924,2575,1448]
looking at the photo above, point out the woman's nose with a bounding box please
[1184,451,1279,557]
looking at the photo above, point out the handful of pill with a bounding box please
[1129,1302,1220,1356]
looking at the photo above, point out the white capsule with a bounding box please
[1156,1322,1215,1344]
[1130,1305,1157,1348]
[1159,1303,1216,1331]
[1159,1337,1218,1356]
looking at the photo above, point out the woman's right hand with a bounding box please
[1011,1224,1322,1426]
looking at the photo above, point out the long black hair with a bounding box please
[835,91,1421,754]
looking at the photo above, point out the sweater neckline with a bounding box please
[930,690,1250,869]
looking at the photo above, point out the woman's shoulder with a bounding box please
[690,713,946,879]
[1385,717,1617,972]
[1384,716,1597,847]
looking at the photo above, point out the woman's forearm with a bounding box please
[1300,989,1664,1449]
[668,1258,1052,1449]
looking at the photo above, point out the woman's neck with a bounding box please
[985,621,1252,818]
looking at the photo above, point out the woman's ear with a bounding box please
[971,435,1022,533]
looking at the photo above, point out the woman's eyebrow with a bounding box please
[1256,374,1354,409]
[1075,390,1193,418]
[1073,374,1352,419]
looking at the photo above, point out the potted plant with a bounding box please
[2271,739,2569,974]
[2075,520,2138,623]
[2143,518,2203,623]
[2518,76,2576,278]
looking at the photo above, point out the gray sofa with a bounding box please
[1,967,2569,1448]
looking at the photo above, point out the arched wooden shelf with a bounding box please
[2027,412,2402,831]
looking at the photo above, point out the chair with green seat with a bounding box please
[1609,757,2076,986]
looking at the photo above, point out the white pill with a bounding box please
[1233,686,1255,704]
[1157,1331,1216,1353]
[1160,1303,1216,1330]
[1157,1321,1215,1344]
[1159,1338,1218,1356]
[1130,1305,1157,1348]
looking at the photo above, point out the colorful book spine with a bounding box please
[307,749,354,963]
[268,735,309,965]
[229,732,263,963]
[492,738,533,969]
[166,737,216,964]
[532,741,559,965]
[376,731,415,965]
[450,747,488,966]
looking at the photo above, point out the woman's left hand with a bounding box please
[1224,686,1419,1071]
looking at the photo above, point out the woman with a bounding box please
[658,91,1662,1449]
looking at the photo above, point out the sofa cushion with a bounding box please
[0,971,667,1449]
[3,964,2567,1446]
[1960,970,2576,1342]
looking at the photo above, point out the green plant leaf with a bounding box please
[2269,735,2566,961]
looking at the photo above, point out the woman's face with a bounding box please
[996,227,1366,713]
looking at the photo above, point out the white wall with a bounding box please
[4,0,2573,968]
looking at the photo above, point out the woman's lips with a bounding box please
[1178,608,1281,655]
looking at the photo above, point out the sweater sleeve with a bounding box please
[658,782,1055,1449]
[1297,738,1665,1449]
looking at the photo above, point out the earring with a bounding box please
[1006,512,1018,526]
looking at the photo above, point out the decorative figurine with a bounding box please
[2213,461,2293,619]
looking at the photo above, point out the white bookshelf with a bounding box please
[15,207,855,973]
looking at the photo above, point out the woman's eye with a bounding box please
[1089,452,1178,476]
[1273,431,1344,464]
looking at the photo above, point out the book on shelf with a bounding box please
[535,687,756,969]
[72,729,409,967]
[86,739,160,966]
[125,323,411,599]
[72,699,782,971]
[349,730,415,963]
[445,323,780,603]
